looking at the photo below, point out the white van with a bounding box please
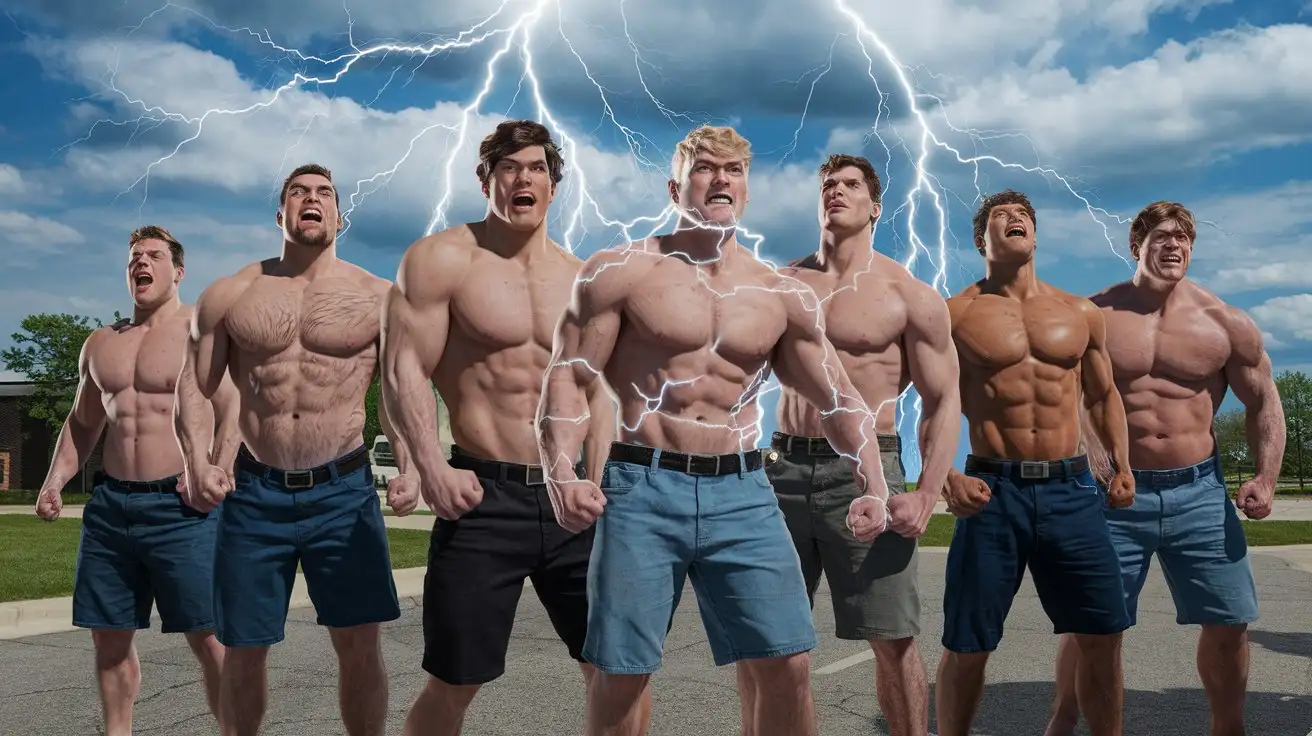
[369,435,400,488]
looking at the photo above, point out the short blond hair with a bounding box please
[670,125,752,180]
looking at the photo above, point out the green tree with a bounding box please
[0,313,107,433]
[1276,370,1311,490]
[1213,408,1249,481]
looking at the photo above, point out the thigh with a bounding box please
[298,466,401,630]
[531,509,594,664]
[1103,492,1161,627]
[213,472,299,647]
[133,490,218,634]
[1158,474,1259,626]
[690,469,817,667]
[1030,473,1130,637]
[765,455,823,601]
[941,474,1028,654]
[73,486,151,630]
[584,461,691,675]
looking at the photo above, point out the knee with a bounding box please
[869,636,916,662]
[91,630,135,665]
[744,652,812,694]
[1201,623,1248,646]
[420,676,480,713]
[592,672,651,704]
[1071,632,1123,659]
[224,645,270,674]
[329,624,382,666]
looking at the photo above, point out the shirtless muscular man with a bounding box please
[36,226,232,735]
[176,164,406,736]
[1047,201,1285,736]
[539,125,889,736]
[382,120,631,734]
[750,154,960,736]
[935,190,1135,736]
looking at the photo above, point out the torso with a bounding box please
[88,306,194,481]
[1094,280,1231,469]
[220,259,386,470]
[775,256,910,437]
[604,240,788,455]
[949,282,1090,460]
[434,226,582,465]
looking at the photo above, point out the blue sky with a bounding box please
[1,0,1309,479]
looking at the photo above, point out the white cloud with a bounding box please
[1251,294,1312,343]
[0,210,86,252]
[0,165,23,196]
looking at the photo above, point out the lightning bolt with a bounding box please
[80,0,1134,501]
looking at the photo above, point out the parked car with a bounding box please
[369,435,399,489]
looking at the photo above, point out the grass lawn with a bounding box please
[0,516,431,604]
[0,490,93,506]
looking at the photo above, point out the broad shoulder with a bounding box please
[196,262,267,324]
[332,260,391,298]
[578,240,662,291]
[1088,280,1135,309]
[395,226,478,298]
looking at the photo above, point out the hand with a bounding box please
[886,489,938,538]
[1236,477,1274,520]
[421,465,484,520]
[1106,471,1135,509]
[185,464,233,513]
[35,485,62,522]
[846,495,888,543]
[547,478,607,534]
[943,471,991,517]
[386,474,420,517]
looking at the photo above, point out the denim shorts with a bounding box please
[583,443,817,674]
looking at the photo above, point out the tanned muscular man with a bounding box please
[539,125,889,736]
[1046,201,1285,736]
[37,226,234,736]
[176,163,409,736]
[935,189,1135,736]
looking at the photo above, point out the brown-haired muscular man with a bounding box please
[934,189,1135,736]
[1046,201,1284,736]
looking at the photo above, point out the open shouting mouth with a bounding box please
[1005,223,1027,238]
[299,207,324,225]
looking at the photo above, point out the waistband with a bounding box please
[964,454,1089,481]
[236,444,369,491]
[770,432,901,457]
[450,445,583,487]
[608,442,763,477]
[94,471,180,494]
[1132,455,1218,490]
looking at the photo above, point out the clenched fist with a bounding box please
[885,489,937,538]
[422,466,484,520]
[1105,470,1135,509]
[35,485,63,521]
[1236,477,1274,520]
[185,464,233,513]
[386,474,420,517]
[547,479,607,534]
[943,471,991,517]
[846,495,888,543]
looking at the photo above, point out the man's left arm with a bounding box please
[1077,299,1134,506]
[582,381,616,485]
[207,370,241,474]
[1223,307,1286,519]
[902,281,961,498]
[376,389,413,476]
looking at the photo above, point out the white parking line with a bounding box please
[814,648,873,675]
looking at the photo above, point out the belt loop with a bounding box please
[736,451,746,478]
[648,447,661,472]
[328,457,341,482]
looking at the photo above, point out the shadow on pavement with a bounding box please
[931,681,1312,736]
[1250,628,1312,659]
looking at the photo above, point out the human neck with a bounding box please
[279,238,337,279]
[818,225,874,274]
[132,295,182,326]
[1131,268,1182,307]
[667,216,740,265]
[481,214,553,263]
[982,258,1041,299]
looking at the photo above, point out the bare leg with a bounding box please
[870,637,929,736]
[1072,632,1124,736]
[183,630,225,725]
[587,672,654,736]
[1045,633,1081,736]
[403,677,481,736]
[220,646,269,736]
[934,650,989,736]
[738,652,817,736]
[736,662,757,736]
[1198,624,1249,736]
[328,623,388,736]
[92,629,140,736]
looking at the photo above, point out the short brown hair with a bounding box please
[972,189,1036,253]
[1129,200,1196,257]
[279,163,339,209]
[476,120,565,186]
[819,154,882,204]
[128,225,183,268]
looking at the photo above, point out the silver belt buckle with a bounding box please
[684,453,721,476]
[524,465,545,486]
[283,470,314,489]
[1019,461,1048,479]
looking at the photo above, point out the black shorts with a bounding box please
[421,447,593,685]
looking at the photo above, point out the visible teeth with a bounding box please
[709,195,731,203]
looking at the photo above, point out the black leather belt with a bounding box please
[450,445,582,486]
[964,454,1089,481]
[608,442,762,476]
[236,445,369,490]
[771,432,900,456]
[1133,456,1217,489]
[94,471,178,493]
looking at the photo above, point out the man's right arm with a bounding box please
[40,333,107,491]
[380,237,463,482]
[901,280,961,498]
[175,278,238,480]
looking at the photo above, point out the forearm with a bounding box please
[1086,391,1131,473]
[539,366,593,483]
[207,379,241,472]
[1246,389,1287,483]
[41,419,101,490]
[174,360,216,475]
[817,396,888,497]
[914,390,960,496]
[582,384,616,482]
[381,355,447,478]
[377,394,414,475]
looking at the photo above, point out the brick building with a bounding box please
[0,382,102,493]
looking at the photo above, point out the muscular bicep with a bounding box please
[1079,301,1116,405]
[904,285,959,407]
[549,261,628,389]
[772,287,847,411]
[68,336,106,431]
[1223,309,1276,407]
[191,282,236,399]
[381,241,462,388]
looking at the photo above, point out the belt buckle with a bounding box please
[807,437,829,455]
[684,453,721,476]
[1019,461,1048,480]
[282,470,315,489]
[524,465,545,486]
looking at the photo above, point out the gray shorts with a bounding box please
[766,432,919,641]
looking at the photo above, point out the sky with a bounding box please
[0,0,1309,479]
